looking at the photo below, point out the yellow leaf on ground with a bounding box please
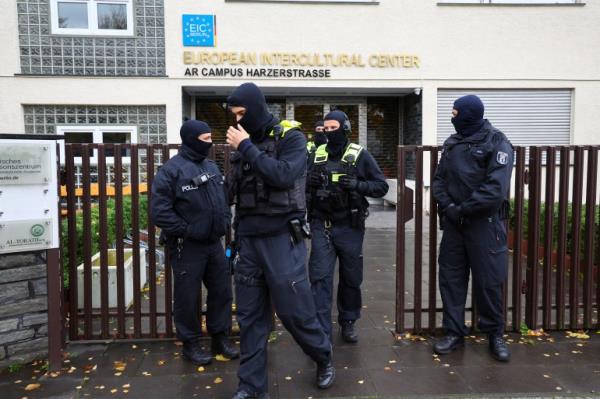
[285,376,292,381]
[197,367,205,372]
[24,384,40,391]
[122,384,130,389]
[566,331,590,339]
[157,360,166,366]
[111,389,118,394]
[214,377,223,384]
[358,380,364,384]
[215,354,230,362]
[14,380,22,384]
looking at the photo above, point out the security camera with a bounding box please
[414,88,421,96]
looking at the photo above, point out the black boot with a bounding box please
[489,335,510,362]
[212,332,240,359]
[182,340,212,365]
[340,321,358,343]
[433,335,464,355]
[231,390,270,399]
[316,359,336,389]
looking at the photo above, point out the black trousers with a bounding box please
[438,216,508,337]
[309,219,364,341]
[169,239,233,342]
[234,232,331,394]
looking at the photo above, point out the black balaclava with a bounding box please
[324,110,349,155]
[451,95,486,137]
[314,120,327,146]
[180,120,212,161]
[227,83,277,139]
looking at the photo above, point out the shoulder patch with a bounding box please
[496,151,509,165]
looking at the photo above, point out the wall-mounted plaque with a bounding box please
[0,143,52,185]
[0,219,53,254]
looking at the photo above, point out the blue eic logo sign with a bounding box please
[183,15,216,47]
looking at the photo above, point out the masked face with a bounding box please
[180,120,213,158]
[324,119,347,151]
[227,83,274,137]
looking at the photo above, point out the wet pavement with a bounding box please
[1,207,599,398]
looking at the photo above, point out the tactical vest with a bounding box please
[230,120,307,217]
[309,143,366,221]
[307,141,317,154]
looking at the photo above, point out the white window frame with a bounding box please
[57,125,138,165]
[50,0,134,36]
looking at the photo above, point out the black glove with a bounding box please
[339,174,358,191]
[309,173,325,188]
[444,203,462,226]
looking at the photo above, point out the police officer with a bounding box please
[307,110,388,343]
[151,120,239,365]
[432,95,513,362]
[307,120,328,155]
[225,83,334,399]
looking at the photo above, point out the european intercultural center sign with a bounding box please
[182,51,421,79]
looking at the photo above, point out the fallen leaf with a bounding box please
[543,374,550,378]
[214,377,223,384]
[285,376,292,381]
[123,389,129,394]
[111,389,118,394]
[75,386,82,390]
[384,367,391,371]
[142,371,152,377]
[157,360,166,366]
[197,367,205,372]
[215,354,231,362]
[122,384,130,389]
[174,341,183,347]
[442,364,450,368]
[24,384,40,391]
[14,380,22,384]
[358,380,364,384]
[566,331,590,339]
[543,354,551,357]
[205,386,212,389]
[388,360,397,364]
[95,385,105,390]
[114,372,122,377]
[556,386,563,391]
[131,345,137,349]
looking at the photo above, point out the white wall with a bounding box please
[1,0,599,145]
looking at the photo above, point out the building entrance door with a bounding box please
[289,100,363,145]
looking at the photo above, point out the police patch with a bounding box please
[496,151,509,165]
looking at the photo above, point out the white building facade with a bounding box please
[0,0,598,177]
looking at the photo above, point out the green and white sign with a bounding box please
[0,219,53,253]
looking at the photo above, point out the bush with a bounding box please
[60,195,148,288]
[508,198,600,264]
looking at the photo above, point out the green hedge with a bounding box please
[60,196,148,288]
[508,199,600,264]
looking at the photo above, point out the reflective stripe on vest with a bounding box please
[313,142,363,165]
[307,141,316,153]
[269,120,302,138]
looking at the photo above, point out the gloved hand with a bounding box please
[339,174,358,191]
[309,173,325,188]
[444,203,463,226]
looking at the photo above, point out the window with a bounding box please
[58,126,137,164]
[50,0,134,36]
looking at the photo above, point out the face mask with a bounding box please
[314,132,328,146]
